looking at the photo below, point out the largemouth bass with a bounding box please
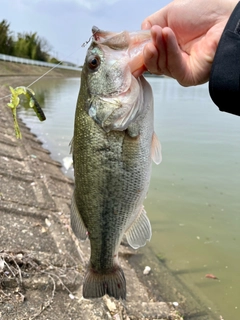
[71,26,162,300]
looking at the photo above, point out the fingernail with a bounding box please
[142,21,151,30]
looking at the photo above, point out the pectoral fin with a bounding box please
[125,206,152,249]
[70,192,88,240]
[151,131,162,165]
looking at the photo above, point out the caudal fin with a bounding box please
[83,266,126,299]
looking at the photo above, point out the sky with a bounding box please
[1,0,171,66]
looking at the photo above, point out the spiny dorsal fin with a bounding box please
[125,206,152,249]
[151,131,162,165]
[70,192,88,240]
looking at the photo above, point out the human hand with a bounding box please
[139,0,238,86]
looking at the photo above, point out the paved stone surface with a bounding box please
[0,81,216,320]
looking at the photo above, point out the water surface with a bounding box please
[19,77,240,320]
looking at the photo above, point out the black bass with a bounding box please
[71,26,162,300]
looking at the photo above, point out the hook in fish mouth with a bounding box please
[91,26,119,44]
[92,26,100,36]
[83,26,152,78]
[81,26,100,47]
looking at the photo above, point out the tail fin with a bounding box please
[83,266,126,300]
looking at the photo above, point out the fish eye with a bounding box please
[88,55,100,70]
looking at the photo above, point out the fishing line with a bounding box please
[0,28,100,102]
[0,30,100,140]
[0,45,84,102]
[0,58,76,102]
[28,28,99,85]
[27,61,65,88]
[81,27,99,47]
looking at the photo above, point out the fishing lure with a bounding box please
[7,86,46,139]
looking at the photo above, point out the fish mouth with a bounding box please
[92,26,151,77]
[127,32,151,77]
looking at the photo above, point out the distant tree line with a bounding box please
[0,19,59,63]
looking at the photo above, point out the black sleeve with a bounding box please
[209,2,240,116]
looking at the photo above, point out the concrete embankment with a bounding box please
[0,60,81,78]
[0,62,214,319]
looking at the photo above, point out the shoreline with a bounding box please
[0,71,183,319]
[0,63,216,319]
[0,60,81,78]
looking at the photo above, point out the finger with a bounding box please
[141,20,151,30]
[132,66,147,78]
[143,26,169,76]
[143,42,162,75]
[141,6,169,30]
[162,27,192,86]
[151,26,167,75]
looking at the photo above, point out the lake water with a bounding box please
[19,76,240,320]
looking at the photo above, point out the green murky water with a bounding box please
[19,76,240,320]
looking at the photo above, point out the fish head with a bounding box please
[80,26,152,132]
[83,26,151,97]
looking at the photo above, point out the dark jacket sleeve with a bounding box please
[209,2,240,116]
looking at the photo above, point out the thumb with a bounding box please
[141,6,170,30]
[141,20,152,30]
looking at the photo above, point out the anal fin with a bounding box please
[70,191,88,240]
[125,206,152,249]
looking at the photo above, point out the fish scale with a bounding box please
[71,26,162,299]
